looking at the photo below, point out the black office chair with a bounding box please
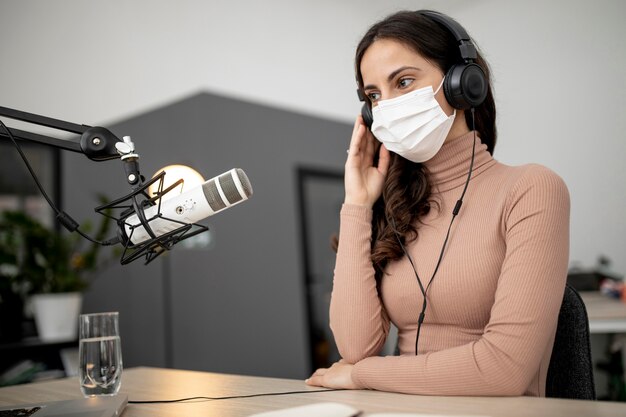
[546,284,596,400]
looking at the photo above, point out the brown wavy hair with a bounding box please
[354,10,497,281]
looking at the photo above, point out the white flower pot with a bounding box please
[31,292,83,342]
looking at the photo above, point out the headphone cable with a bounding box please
[391,107,477,355]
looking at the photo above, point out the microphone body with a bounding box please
[122,168,252,245]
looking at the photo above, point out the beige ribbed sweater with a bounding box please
[330,131,570,396]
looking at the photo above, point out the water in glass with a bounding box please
[79,335,122,396]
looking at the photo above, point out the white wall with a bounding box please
[1,0,624,274]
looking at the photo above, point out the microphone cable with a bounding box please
[127,388,346,404]
[0,119,112,246]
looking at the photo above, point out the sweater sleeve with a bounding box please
[329,204,390,364]
[351,165,570,396]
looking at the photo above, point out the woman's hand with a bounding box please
[344,116,391,208]
[305,361,359,389]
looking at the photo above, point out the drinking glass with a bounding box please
[78,312,123,397]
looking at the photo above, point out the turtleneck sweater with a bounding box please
[330,131,570,396]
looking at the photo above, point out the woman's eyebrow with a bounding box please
[363,66,422,90]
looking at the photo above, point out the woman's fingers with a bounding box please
[310,367,328,377]
[352,116,361,136]
[364,128,375,162]
[347,125,363,159]
[305,367,328,386]
[344,114,388,208]
[348,117,365,157]
[377,144,391,176]
[306,362,358,389]
[305,375,321,386]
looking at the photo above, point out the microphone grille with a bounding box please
[219,171,243,204]
[234,168,253,198]
[203,179,227,211]
[201,168,253,212]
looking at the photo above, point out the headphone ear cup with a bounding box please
[361,103,374,129]
[443,63,488,110]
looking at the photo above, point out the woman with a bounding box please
[305,10,569,396]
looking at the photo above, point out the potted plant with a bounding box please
[0,206,114,342]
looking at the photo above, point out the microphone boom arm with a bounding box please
[0,106,122,161]
[0,105,200,265]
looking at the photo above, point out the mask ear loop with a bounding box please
[387,107,477,355]
[434,76,446,96]
[435,77,456,119]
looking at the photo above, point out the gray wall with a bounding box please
[2,0,624,276]
[2,0,624,382]
[63,92,349,378]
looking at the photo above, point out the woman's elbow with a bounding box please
[494,382,527,397]
[331,327,385,363]
[338,349,369,365]
[483,372,530,396]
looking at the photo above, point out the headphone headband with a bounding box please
[358,9,488,125]
[417,10,477,62]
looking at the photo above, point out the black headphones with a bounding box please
[358,10,488,128]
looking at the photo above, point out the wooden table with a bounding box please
[1,367,626,416]
[580,292,626,333]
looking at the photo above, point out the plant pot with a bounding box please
[31,292,83,342]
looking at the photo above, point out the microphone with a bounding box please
[121,168,252,246]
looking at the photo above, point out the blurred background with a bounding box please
[1,0,625,399]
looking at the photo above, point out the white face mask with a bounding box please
[371,78,456,163]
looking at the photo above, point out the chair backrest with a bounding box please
[546,284,596,400]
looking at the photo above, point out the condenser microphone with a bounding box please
[121,168,253,245]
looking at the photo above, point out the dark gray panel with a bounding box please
[63,92,349,379]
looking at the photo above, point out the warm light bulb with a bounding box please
[149,164,205,201]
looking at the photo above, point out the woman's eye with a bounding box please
[398,78,414,89]
[367,92,381,102]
